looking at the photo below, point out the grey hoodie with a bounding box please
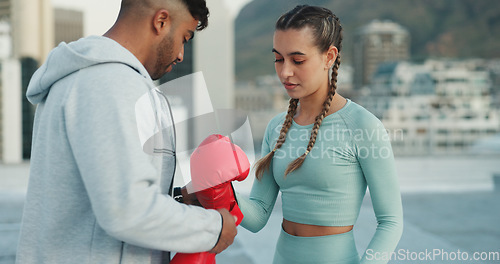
[16,36,222,264]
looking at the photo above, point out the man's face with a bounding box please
[151,14,199,80]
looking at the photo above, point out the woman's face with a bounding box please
[273,27,335,100]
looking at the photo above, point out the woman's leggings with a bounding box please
[273,227,360,264]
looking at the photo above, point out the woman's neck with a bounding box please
[294,91,346,125]
[297,85,329,116]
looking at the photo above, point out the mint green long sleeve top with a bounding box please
[236,99,403,263]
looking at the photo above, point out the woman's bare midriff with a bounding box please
[282,219,353,237]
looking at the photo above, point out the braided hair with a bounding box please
[254,5,343,179]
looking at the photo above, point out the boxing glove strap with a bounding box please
[173,187,183,203]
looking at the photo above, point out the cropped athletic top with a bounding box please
[236,99,403,263]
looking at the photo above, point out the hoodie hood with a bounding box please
[26,36,152,104]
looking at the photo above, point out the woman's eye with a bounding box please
[274,58,284,63]
[294,60,304,65]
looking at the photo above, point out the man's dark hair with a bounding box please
[179,0,209,30]
[119,0,209,30]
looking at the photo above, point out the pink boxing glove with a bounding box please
[170,134,249,264]
[190,134,249,192]
[192,134,249,225]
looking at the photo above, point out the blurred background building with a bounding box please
[0,10,22,164]
[0,49,22,164]
[54,8,83,46]
[5,0,54,63]
[235,75,287,145]
[359,59,499,155]
[352,19,410,91]
[0,0,82,164]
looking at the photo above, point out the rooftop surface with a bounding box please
[1,156,499,263]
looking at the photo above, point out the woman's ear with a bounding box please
[152,9,172,35]
[325,45,338,69]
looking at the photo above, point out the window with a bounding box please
[417,128,427,134]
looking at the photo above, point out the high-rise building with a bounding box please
[54,8,84,46]
[353,20,410,90]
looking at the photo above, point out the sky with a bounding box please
[51,0,253,36]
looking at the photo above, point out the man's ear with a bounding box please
[326,45,339,68]
[152,9,171,35]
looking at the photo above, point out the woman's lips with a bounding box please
[283,82,298,90]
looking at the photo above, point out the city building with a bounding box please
[0,21,10,58]
[487,59,500,108]
[8,0,53,63]
[234,82,274,113]
[0,0,11,19]
[358,59,500,155]
[0,0,56,163]
[337,64,354,96]
[353,20,410,90]
[0,1,86,163]
[0,59,22,163]
[54,8,84,46]
[234,75,288,145]
[0,20,22,163]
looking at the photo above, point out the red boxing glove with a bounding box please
[170,134,249,264]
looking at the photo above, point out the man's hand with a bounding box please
[209,208,237,254]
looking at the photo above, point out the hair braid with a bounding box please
[284,13,343,176]
[284,88,335,176]
[255,98,298,180]
[331,14,343,94]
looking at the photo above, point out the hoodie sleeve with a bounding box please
[63,63,222,253]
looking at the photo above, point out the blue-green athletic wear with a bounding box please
[236,99,403,264]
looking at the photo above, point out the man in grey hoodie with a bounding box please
[16,0,237,263]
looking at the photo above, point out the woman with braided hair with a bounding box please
[235,5,403,264]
